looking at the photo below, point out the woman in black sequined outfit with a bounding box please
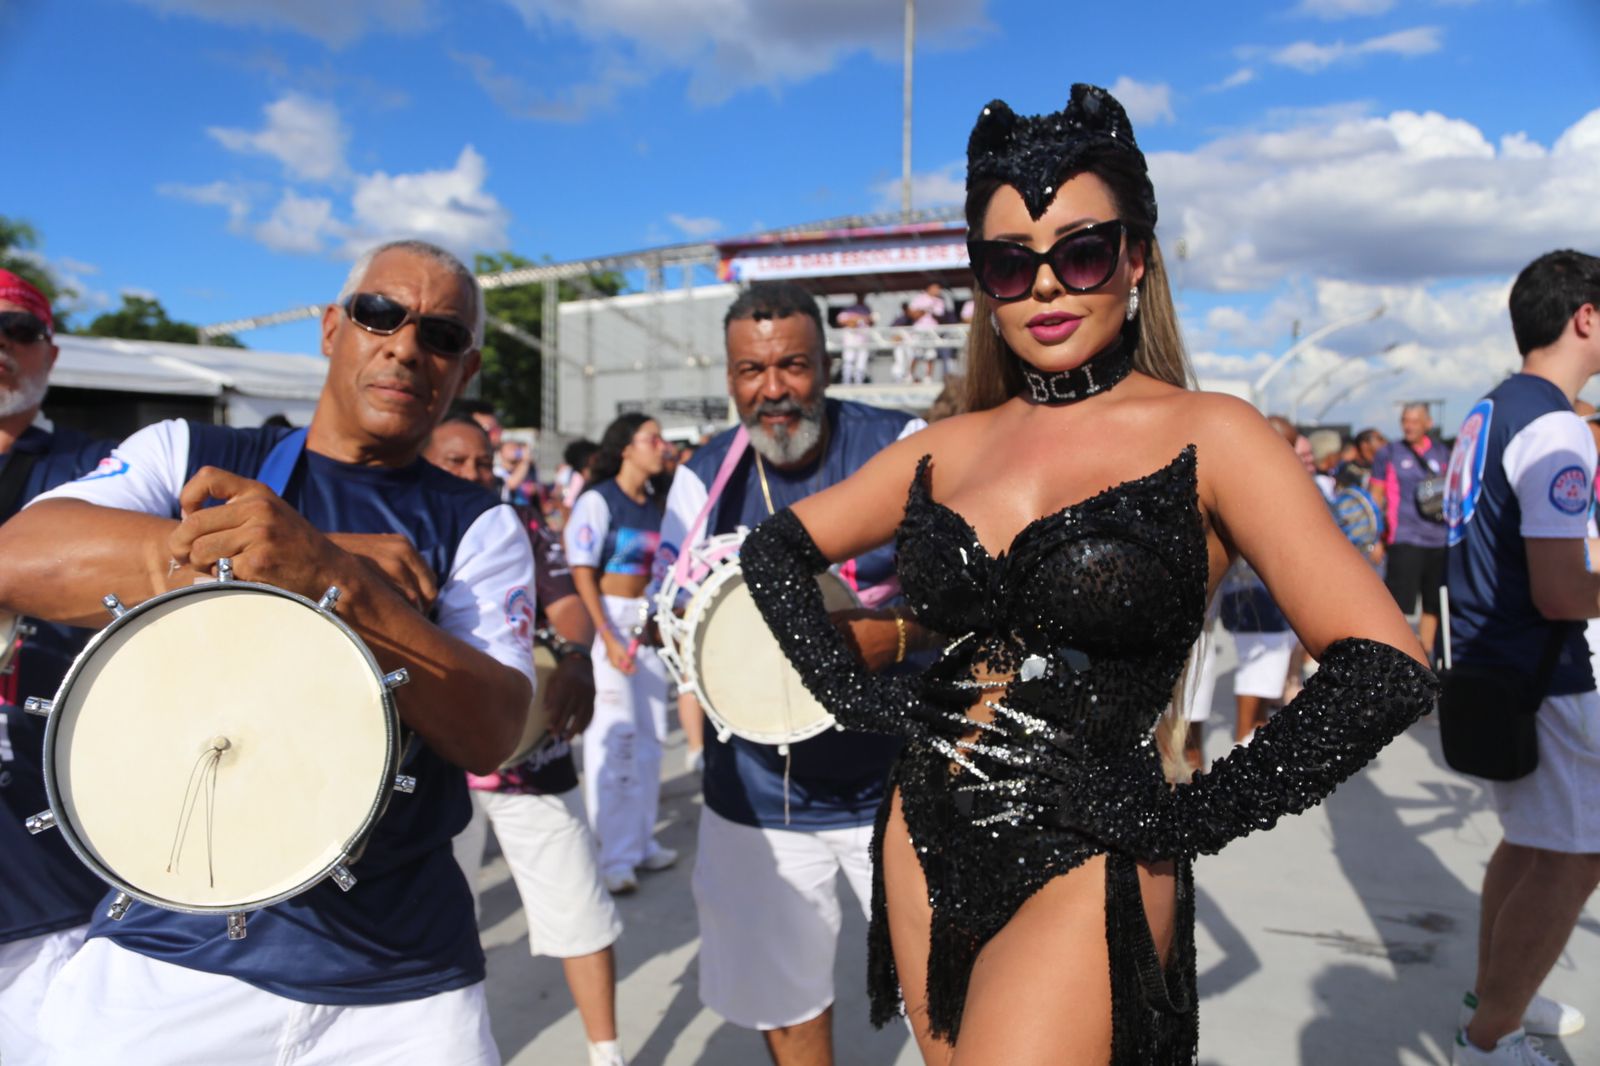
[739,84,1438,1065]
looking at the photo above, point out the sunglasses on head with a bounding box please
[967,219,1129,302]
[0,311,50,345]
[343,292,474,358]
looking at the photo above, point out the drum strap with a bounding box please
[671,425,749,588]
[0,450,41,521]
[256,427,309,497]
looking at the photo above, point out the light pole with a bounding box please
[1314,366,1404,421]
[1252,304,1385,411]
[901,0,915,221]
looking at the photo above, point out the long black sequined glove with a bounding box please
[741,508,970,739]
[1054,637,1437,858]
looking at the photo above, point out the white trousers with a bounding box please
[584,595,669,877]
[452,789,623,957]
[0,925,86,1066]
[841,345,869,385]
[691,807,874,1030]
[37,938,498,1065]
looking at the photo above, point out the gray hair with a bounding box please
[1400,401,1431,421]
[337,239,485,348]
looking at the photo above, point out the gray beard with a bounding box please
[743,404,825,467]
[0,359,47,419]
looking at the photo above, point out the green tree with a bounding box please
[85,294,244,347]
[474,251,622,428]
[0,215,75,330]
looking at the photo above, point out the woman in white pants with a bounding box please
[565,413,675,895]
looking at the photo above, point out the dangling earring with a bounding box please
[1125,288,1140,322]
[989,311,1002,336]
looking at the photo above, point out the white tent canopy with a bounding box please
[50,335,328,426]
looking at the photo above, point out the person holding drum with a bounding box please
[0,269,118,1066]
[564,412,676,896]
[652,280,925,1065]
[736,86,1434,1063]
[0,239,536,1064]
[427,414,629,1066]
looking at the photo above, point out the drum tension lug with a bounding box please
[393,774,417,794]
[317,586,341,612]
[777,743,791,756]
[23,697,52,717]
[330,863,358,892]
[107,892,133,921]
[716,727,732,743]
[24,810,56,834]
[382,668,409,690]
[217,558,236,583]
[17,621,35,638]
[102,594,127,619]
[227,913,248,940]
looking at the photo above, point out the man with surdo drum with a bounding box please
[0,269,117,1065]
[654,281,926,1066]
[0,240,534,1063]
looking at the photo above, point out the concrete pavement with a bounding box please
[477,635,1600,1065]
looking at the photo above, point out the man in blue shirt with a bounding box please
[0,269,117,1065]
[0,241,535,1063]
[1445,250,1600,1065]
[657,282,923,1066]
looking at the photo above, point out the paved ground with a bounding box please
[477,632,1600,1065]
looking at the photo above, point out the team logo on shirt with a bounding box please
[504,586,535,650]
[79,456,129,481]
[1445,400,1492,546]
[574,524,596,551]
[1549,465,1590,516]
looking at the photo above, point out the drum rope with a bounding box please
[167,741,226,888]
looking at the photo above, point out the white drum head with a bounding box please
[49,586,395,912]
[0,610,19,672]
[689,569,856,746]
[502,645,556,769]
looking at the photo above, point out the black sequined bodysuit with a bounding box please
[739,445,1438,1062]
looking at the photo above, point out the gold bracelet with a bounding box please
[892,608,909,665]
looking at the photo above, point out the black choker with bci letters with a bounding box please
[1016,328,1135,406]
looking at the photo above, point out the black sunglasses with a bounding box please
[0,311,51,345]
[343,292,474,358]
[967,219,1129,302]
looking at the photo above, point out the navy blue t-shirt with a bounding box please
[33,420,535,1004]
[661,400,923,830]
[1444,374,1597,695]
[1,425,119,944]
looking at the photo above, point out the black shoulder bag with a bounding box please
[1438,623,1575,781]
[1405,441,1448,523]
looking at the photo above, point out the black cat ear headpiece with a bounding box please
[966,83,1157,225]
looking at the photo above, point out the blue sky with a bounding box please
[3,0,1598,430]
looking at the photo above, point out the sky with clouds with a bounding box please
[3,0,1598,431]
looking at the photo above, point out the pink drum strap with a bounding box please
[672,426,749,587]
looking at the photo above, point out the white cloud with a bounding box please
[253,190,341,254]
[208,93,349,182]
[1265,25,1443,72]
[493,0,990,105]
[1108,77,1175,126]
[451,50,644,123]
[119,286,160,301]
[1214,67,1257,91]
[667,213,722,239]
[128,0,431,48]
[157,180,254,230]
[1150,106,1600,292]
[1294,0,1396,18]
[872,162,966,212]
[347,146,511,259]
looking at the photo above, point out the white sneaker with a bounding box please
[685,746,704,774]
[603,869,638,895]
[639,845,678,873]
[1461,991,1586,1038]
[588,1039,628,1066]
[1452,1027,1561,1065]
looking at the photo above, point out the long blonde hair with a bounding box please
[961,151,1199,783]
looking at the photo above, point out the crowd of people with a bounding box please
[0,82,1596,1066]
